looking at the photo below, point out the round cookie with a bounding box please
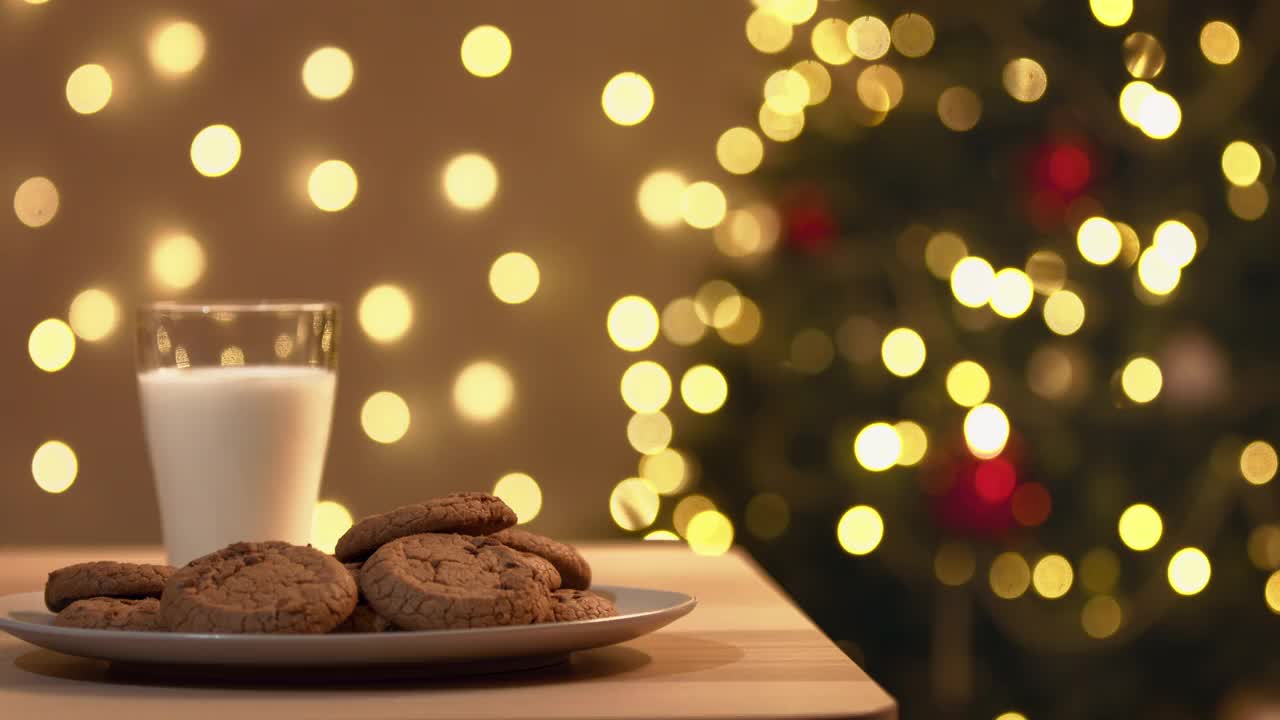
[492,528,591,590]
[360,533,552,630]
[45,561,174,612]
[548,589,617,622]
[159,542,357,634]
[335,492,517,562]
[333,604,397,633]
[54,597,163,631]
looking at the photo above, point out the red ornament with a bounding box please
[780,186,836,253]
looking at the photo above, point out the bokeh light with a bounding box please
[1003,58,1048,102]
[645,530,679,541]
[1120,356,1162,404]
[1200,21,1240,65]
[1082,548,1121,593]
[975,458,1016,504]
[28,319,75,373]
[1135,91,1181,140]
[947,361,991,407]
[951,256,996,307]
[674,494,716,537]
[639,448,689,496]
[745,492,790,540]
[602,72,654,126]
[935,543,976,586]
[460,25,511,78]
[453,361,514,423]
[856,65,904,113]
[837,505,884,555]
[810,19,852,65]
[68,288,119,342]
[65,64,112,114]
[681,181,727,229]
[1136,247,1181,295]
[769,0,817,25]
[719,297,763,346]
[627,411,673,455]
[1266,572,1280,614]
[1077,217,1121,265]
[881,327,926,377]
[1240,440,1278,485]
[894,421,928,466]
[489,252,540,304]
[791,60,831,105]
[442,153,499,211]
[1247,526,1280,570]
[996,714,1028,720]
[989,268,1034,318]
[758,101,805,142]
[1090,0,1132,27]
[307,159,358,211]
[925,231,967,279]
[1228,182,1268,221]
[149,20,205,76]
[13,177,59,228]
[847,16,891,60]
[694,280,742,329]
[687,510,735,556]
[360,391,410,444]
[681,364,728,414]
[1082,595,1123,639]
[746,8,793,54]
[1043,289,1085,336]
[190,124,241,178]
[1012,483,1052,527]
[310,500,353,554]
[661,297,706,346]
[301,46,354,100]
[763,69,810,115]
[854,422,902,471]
[358,284,413,343]
[620,361,672,413]
[989,552,1031,599]
[1151,220,1196,268]
[1032,554,1074,599]
[1118,503,1163,551]
[1221,141,1261,186]
[716,127,765,175]
[1122,32,1165,79]
[890,13,934,58]
[32,440,77,494]
[937,86,981,132]
[1167,547,1211,596]
[1119,81,1155,126]
[964,403,1010,459]
[636,170,687,229]
[493,473,541,524]
[151,233,205,290]
[607,296,660,352]
[609,478,659,531]
[1026,250,1067,294]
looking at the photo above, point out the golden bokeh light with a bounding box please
[1200,21,1241,65]
[810,19,853,65]
[310,500,353,554]
[28,319,75,373]
[1003,57,1048,102]
[68,288,119,342]
[360,391,410,444]
[715,204,780,259]
[1122,32,1165,79]
[219,345,244,366]
[645,530,680,542]
[853,422,902,472]
[1026,250,1067,294]
[1266,571,1280,614]
[847,16,890,60]
[881,327,926,377]
[964,403,1010,459]
[620,360,672,413]
[1254,527,1280,570]
[1167,547,1211,596]
[681,181,727,229]
[693,280,741,328]
[453,360,514,423]
[1118,81,1155,126]
[1090,0,1132,27]
[1028,345,1074,400]
[1043,289,1085,336]
[935,542,976,586]
[1077,217,1121,265]
[442,152,499,211]
[995,714,1028,720]
[837,506,884,556]
[1032,554,1074,599]
[1082,548,1121,593]
[894,421,928,466]
[989,268,1034,318]
[1120,356,1162,404]
[1152,220,1196,268]
[493,473,541,524]
[190,124,241,178]
[716,127,765,175]
[890,13,934,58]
[745,492,790,540]
[687,510,735,556]
[746,8,793,54]
[1116,221,1142,267]
[937,86,981,132]
[307,159,358,211]
[989,552,1031,599]
[1136,247,1181,295]
[856,64,904,113]
[1082,595,1123,639]
[489,252,540,304]
[627,411,673,455]
[1135,90,1181,140]
[674,494,716,537]
[946,361,991,407]
[1240,440,1278,485]
[13,176,59,228]
[639,448,689,496]
[65,63,112,114]
[1221,141,1261,187]
[788,328,833,374]
[951,256,996,308]
[1118,503,1163,551]
[357,284,413,343]
[768,0,817,25]
[302,46,354,100]
[1227,182,1268,221]
[681,364,728,414]
[460,25,512,78]
[32,440,77,494]
[661,297,706,346]
[791,60,831,105]
[149,20,205,76]
[607,296,660,352]
[602,72,654,126]
[759,101,805,142]
[609,478,659,531]
[636,170,687,229]
[150,233,205,290]
[763,69,810,115]
[719,297,763,346]
[925,231,967,279]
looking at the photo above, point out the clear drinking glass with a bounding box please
[136,301,338,565]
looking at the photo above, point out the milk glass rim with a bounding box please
[139,300,338,314]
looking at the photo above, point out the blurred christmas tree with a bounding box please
[668,1,1280,717]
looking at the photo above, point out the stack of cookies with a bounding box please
[45,492,617,634]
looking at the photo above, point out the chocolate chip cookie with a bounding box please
[547,589,617,622]
[360,533,552,630]
[45,561,174,612]
[492,528,592,590]
[54,597,163,631]
[160,542,357,634]
[335,492,518,562]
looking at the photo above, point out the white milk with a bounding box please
[138,366,337,565]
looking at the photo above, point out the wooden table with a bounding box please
[0,544,896,719]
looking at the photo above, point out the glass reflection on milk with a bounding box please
[136,302,338,566]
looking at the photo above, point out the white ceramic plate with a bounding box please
[0,585,694,669]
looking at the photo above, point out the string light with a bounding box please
[190,124,242,177]
[716,127,765,175]
[1032,554,1074,599]
[1089,0,1132,27]
[746,8,793,54]
[681,364,728,414]
[1221,141,1262,186]
[1120,356,1162,403]
[681,181,727,229]
[65,64,112,114]
[1199,21,1240,65]
[29,319,75,372]
[1118,503,1163,551]
[13,177,59,228]
[1167,547,1211,596]
[493,473,541,524]
[68,288,119,342]
[636,170,687,229]
[609,478,659,531]
[946,361,991,407]
[1043,290,1085,335]
[460,25,512,78]
[307,159,358,211]
[488,252,540,304]
[1240,440,1278,485]
[357,284,413,343]
[442,153,499,211]
[1077,217,1121,265]
[301,47,354,100]
[687,510,735,556]
[607,296,660,351]
[360,391,410,444]
[951,256,995,307]
[32,441,77,494]
[310,500,353,553]
[989,552,1031,599]
[151,233,206,290]
[453,361,515,423]
[964,403,1010,459]
[1002,58,1048,102]
[853,422,901,471]
[989,268,1034,318]
[602,72,654,126]
[148,20,206,76]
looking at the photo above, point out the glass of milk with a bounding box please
[136,301,338,566]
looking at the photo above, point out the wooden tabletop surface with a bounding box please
[0,543,896,720]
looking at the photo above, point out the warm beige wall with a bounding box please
[0,1,757,544]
